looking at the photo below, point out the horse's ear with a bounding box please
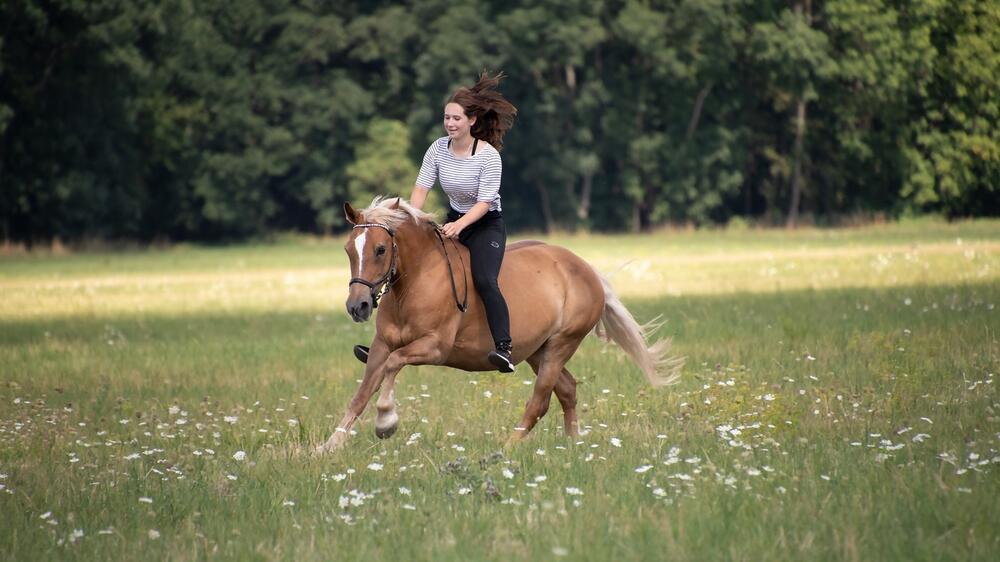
[389,197,401,210]
[344,202,361,226]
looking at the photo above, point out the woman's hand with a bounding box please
[441,221,465,239]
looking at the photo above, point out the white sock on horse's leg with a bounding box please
[375,380,399,439]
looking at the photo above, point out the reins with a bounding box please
[432,224,469,313]
[348,220,468,313]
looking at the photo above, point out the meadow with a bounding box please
[1,218,998,561]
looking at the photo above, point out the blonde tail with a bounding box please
[592,271,684,387]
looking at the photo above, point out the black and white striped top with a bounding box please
[415,137,503,213]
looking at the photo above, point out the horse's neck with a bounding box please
[394,223,446,285]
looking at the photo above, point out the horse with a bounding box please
[318,196,683,453]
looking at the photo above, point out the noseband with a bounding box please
[349,223,398,308]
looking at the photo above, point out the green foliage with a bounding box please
[0,0,997,242]
[900,1,1000,215]
[345,119,417,218]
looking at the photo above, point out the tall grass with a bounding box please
[1,221,997,561]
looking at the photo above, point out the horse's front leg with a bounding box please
[318,338,391,453]
[374,372,400,439]
[318,336,446,453]
[374,336,447,440]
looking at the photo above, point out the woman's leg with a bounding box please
[459,215,513,370]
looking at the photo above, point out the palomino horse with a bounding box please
[318,197,683,453]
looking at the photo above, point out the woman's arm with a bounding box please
[409,186,430,209]
[441,202,489,238]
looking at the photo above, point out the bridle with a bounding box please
[347,221,468,312]
[348,223,398,309]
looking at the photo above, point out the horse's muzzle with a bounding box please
[346,294,373,323]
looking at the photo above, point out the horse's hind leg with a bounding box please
[553,368,580,437]
[525,356,579,438]
[511,337,582,443]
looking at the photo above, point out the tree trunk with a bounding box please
[534,180,554,234]
[577,173,592,222]
[786,97,806,229]
[685,82,714,142]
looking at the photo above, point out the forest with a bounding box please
[1,0,997,241]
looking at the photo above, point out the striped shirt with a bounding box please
[415,136,503,212]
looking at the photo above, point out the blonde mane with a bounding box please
[360,196,437,230]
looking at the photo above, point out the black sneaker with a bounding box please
[487,343,515,373]
[353,345,369,364]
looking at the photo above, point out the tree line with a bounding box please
[1,0,997,242]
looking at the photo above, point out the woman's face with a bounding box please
[443,102,475,139]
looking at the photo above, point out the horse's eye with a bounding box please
[375,246,386,257]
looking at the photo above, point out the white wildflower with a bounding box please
[232,450,246,461]
[634,465,653,474]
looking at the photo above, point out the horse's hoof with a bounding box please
[375,424,397,439]
[375,410,399,439]
[353,345,369,364]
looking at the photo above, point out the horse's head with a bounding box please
[343,201,398,322]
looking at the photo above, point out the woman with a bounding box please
[355,71,518,372]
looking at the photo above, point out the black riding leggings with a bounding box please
[448,208,511,348]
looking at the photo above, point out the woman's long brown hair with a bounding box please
[449,71,518,152]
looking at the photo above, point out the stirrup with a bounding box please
[353,345,369,364]
[487,349,515,373]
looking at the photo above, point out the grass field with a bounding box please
[1,218,998,561]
